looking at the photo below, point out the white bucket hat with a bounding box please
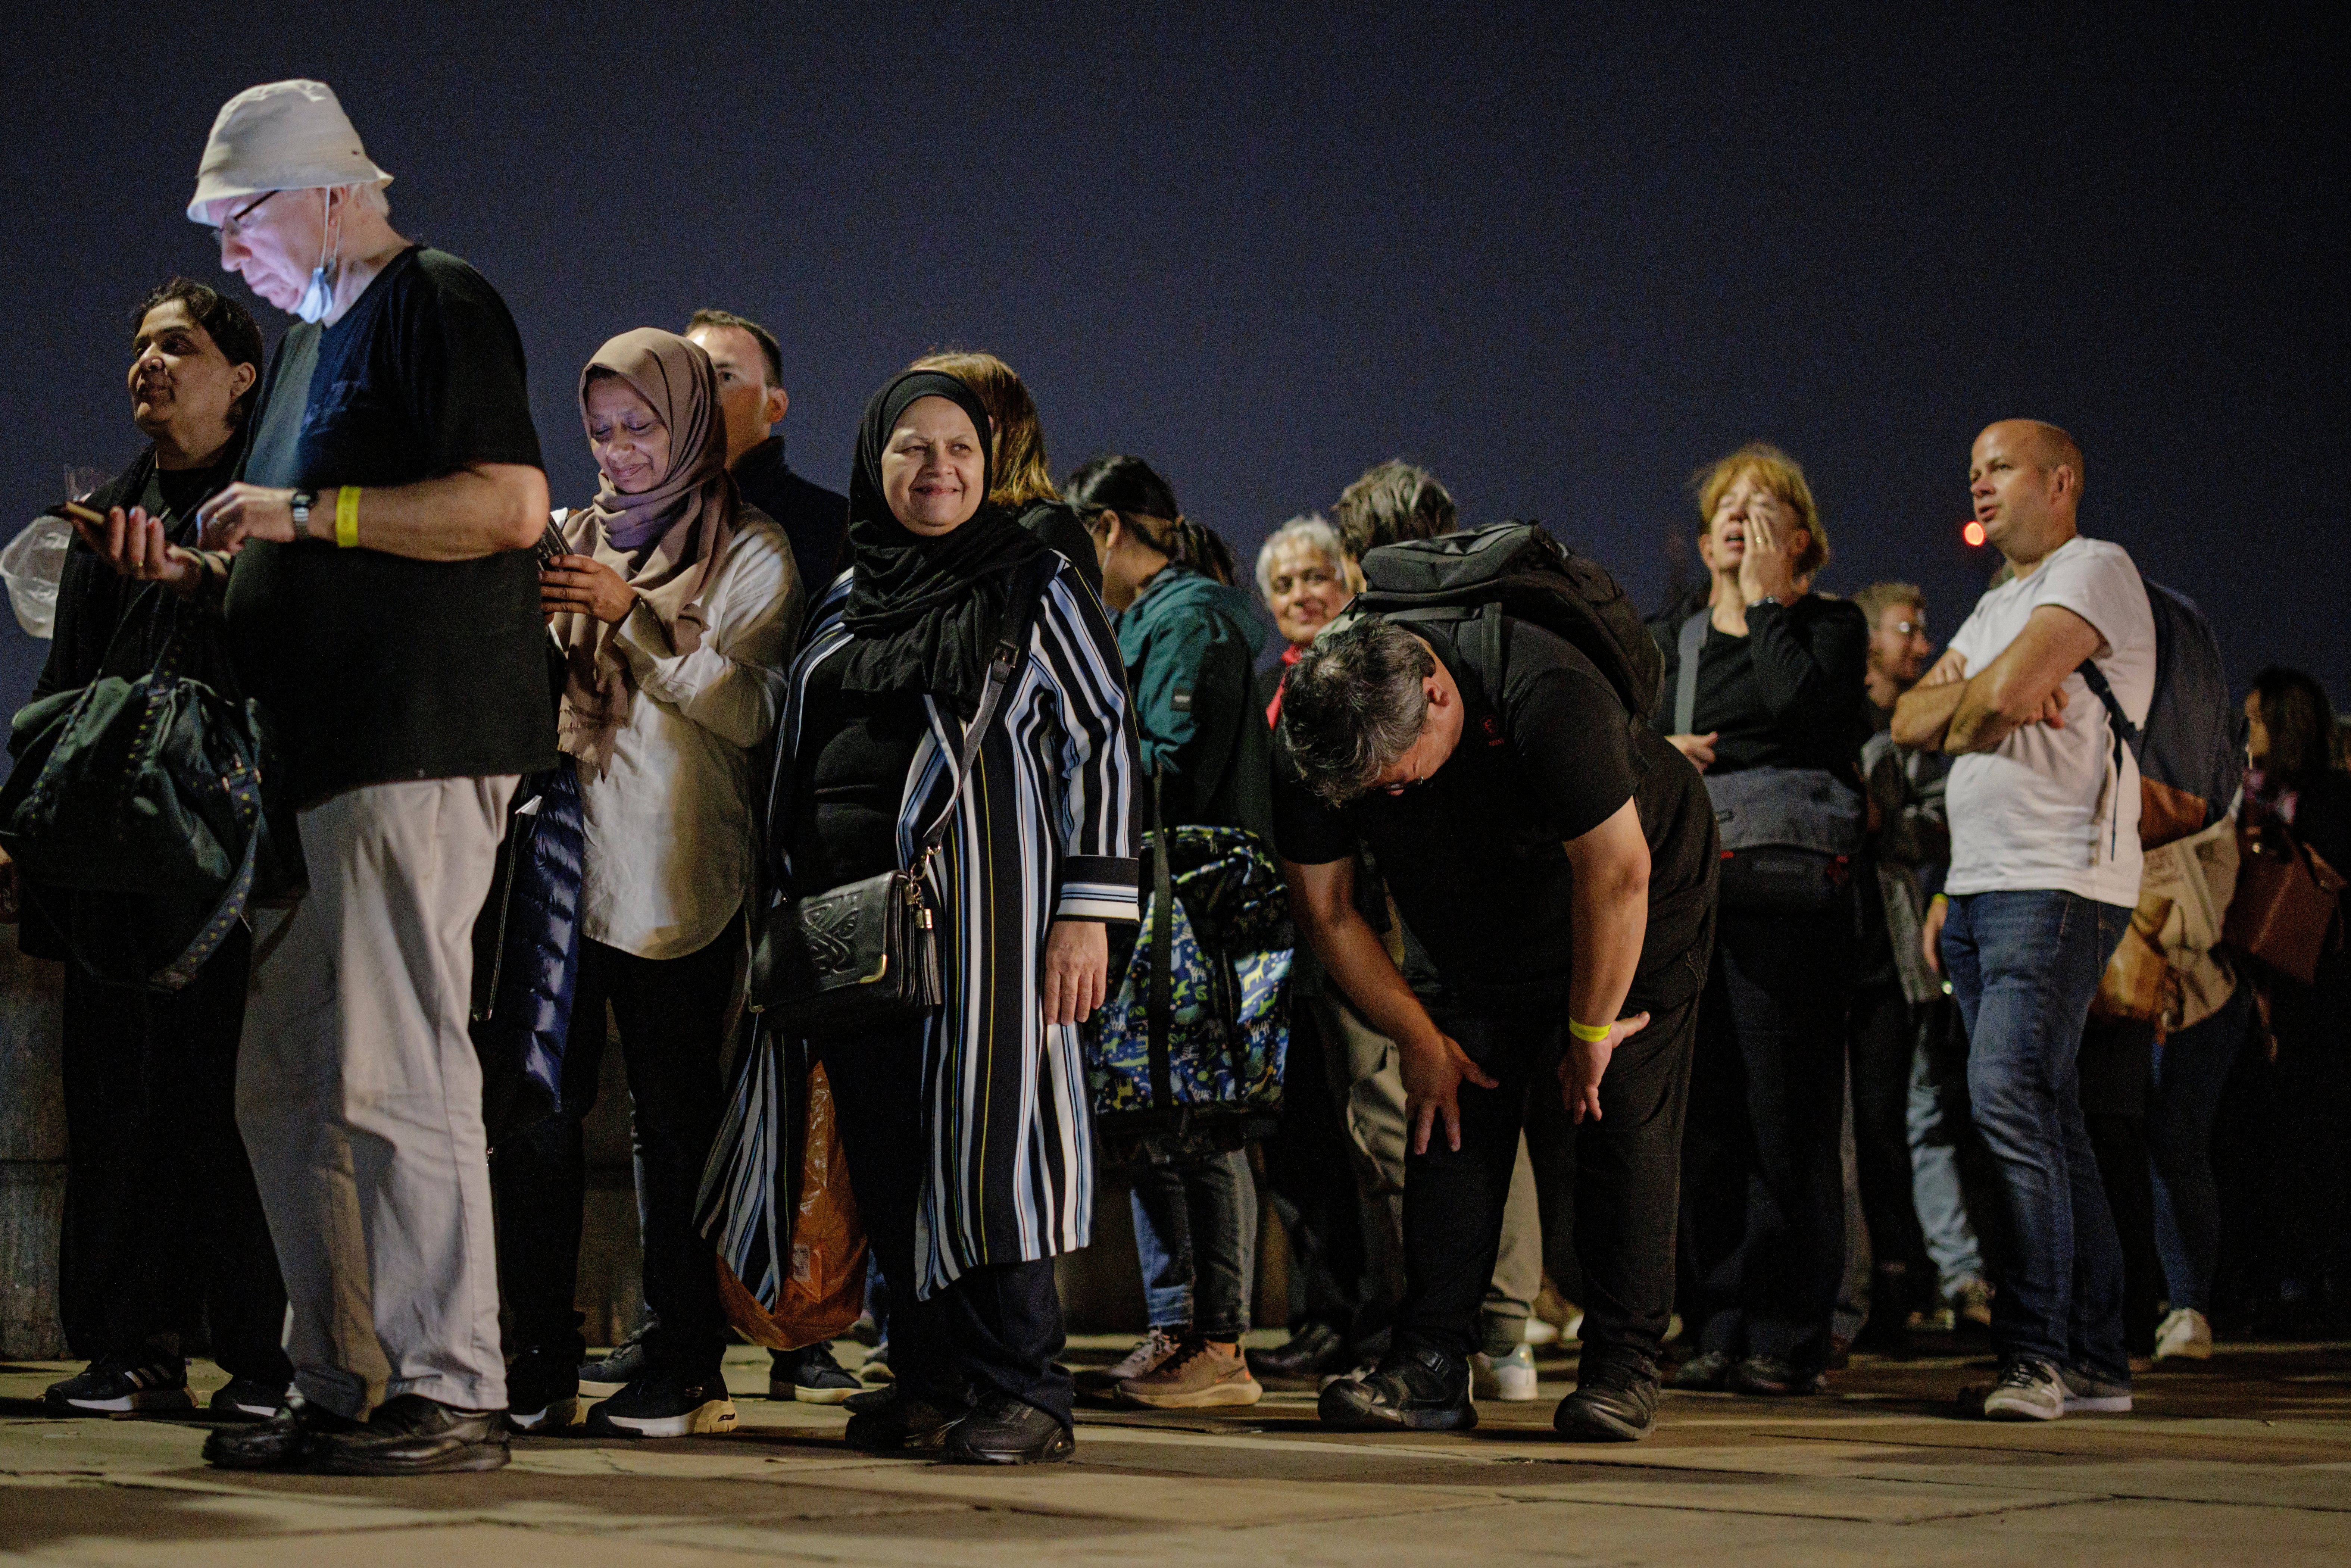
[186,79,393,223]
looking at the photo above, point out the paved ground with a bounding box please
[4,1335,2347,1565]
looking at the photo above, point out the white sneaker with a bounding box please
[2153,1306,2213,1362]
[1471,1343,1539,1402]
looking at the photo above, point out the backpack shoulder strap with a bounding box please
[1674,612,1708,734]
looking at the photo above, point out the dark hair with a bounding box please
[1334,459,1457,557]
[131,277,264,429]
[1064,453,1238,585]
[685,308,784,389]
[909,350,1057,506]
[1277,617,1435,805]
[2249,666,2342,784]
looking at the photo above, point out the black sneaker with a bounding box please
[578,1319,656,1393]
[506,1346,582,1433]
[770,1341,862,1404]
[1554,1355,1660,1441]
[1667,1349,1733,1390]
[1317,1347,1476,1432]
[1246,1320,1352,1381]
[844,1383,894,1414]
[584,1371,737,1438]
[943,1392,1074,1465]
[209,1377,287,1421]
[44,1354,193,1415]
[842,1386,968,1453]
[316,1394,511,1475]
[203,1390,362,1470]
[1729,1354,1827,1397]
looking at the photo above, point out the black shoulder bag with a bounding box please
[748,554,1054,1033]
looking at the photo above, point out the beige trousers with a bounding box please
[237,777,516,1418]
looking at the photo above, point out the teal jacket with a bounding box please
[1114,565,1277,842]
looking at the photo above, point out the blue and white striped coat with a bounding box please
[763,559,1143,1296]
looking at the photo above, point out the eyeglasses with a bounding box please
[211,190,276,243]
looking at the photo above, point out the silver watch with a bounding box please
[289,490,317,532]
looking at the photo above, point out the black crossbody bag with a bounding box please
[748,555,1053,1033]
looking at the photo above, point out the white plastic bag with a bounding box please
[1,513,74,639]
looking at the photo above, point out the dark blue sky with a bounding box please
[3,1,2342,710]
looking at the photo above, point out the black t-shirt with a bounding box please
[786,650,931,892]
[228,246,554,803]
[733,435,847,599]
[1658,596,1868,774]
[1274,616,1717,1011]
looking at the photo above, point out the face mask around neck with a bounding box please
[294,190,341,324]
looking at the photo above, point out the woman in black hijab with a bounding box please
[762,370,1143,1464]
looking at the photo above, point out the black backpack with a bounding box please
[2074,579,2245,849]
[1348,522,1663,721]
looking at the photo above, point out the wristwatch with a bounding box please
[289,490,317,536]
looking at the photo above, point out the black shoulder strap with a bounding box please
[1146,766,1175,1117]
[1674,612,1707,734]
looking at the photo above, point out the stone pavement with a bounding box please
[3,1337,2347,1566]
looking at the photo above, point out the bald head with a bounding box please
[1969,419,2086,569]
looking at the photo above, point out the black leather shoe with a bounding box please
[1554,1358,1660,1441]
[202,1391,360,1470]
[1317,1347,1476,1431]
[1667,1349,1732,1391]
[1728,1354,1827,1397]
[316,1394,511,1475]
[943,1393,1074,1465]
[842,1387,968,1453]
[1245,1321,1352,1381]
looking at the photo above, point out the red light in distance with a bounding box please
[1962,520,1987,547]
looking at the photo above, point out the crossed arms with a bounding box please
[1892,603,2104,755]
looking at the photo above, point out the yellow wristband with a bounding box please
[1567,1018,1611,1044]
[1929,893,1949,910]
[334,486,361,548]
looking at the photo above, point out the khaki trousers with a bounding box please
[237,777,515,1418]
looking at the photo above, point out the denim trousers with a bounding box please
[1906,997,1988,1294]
[1942,889,2130,1379]
[2148,985,2252,1314]
[1130,1149,1258,1339]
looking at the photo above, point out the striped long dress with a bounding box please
[765,559,1143,1297]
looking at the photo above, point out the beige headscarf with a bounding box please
[553,328,739,778]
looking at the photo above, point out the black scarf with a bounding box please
[839,370,1047,715]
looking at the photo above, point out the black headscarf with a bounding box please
[839,370,1048,714]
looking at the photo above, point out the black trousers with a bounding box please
[820,1017,1074,1429]
[57,926,291,1384]
[2080,1016,2162,1356]
[492,918,737,1378]
[1252,999,1376,1338]
[1679,903,1856,1372]
[1394,987,1698,1371]
[1849,981,1932,1300]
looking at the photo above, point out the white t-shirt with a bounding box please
[1943,535,2156,906]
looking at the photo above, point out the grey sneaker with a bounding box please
[1076,1326,1181,1399]
[1978,1357,2066,1421]
[2058,1364,2133,1413]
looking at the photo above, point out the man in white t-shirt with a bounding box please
[1894,419,2154,1423]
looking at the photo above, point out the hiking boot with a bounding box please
[943,1392,1074,1465]
[578,1319,656,1393]
[203,1390,361,1469]
[2154,1306,2213,1362]
[584,1371,737,1438]
[209,1377,287,1421]
[1554,1356,1660,1441]
[1076,1325,1182,1399]
[843,1386,967,1453]
[44,1354,193,1415]
[1120,1336,1263,1409]
[1246,1320,1351,1381]
[1976,1356,2066,1421]
[1317,1347,1476,1431]
[771,1341,862,1404]
[316,1394,511,1475]
[506,1347,581,1433]
[2058,1364,2133,1413]
[1471,1343,1539,1402]
[1668,1349,1733,1391]
[1729,1354,1827,1397]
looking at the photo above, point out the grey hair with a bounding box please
[1253,512,1350,605]
[1277,618,1435,806]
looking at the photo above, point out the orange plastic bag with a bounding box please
[716,1061,867,1350]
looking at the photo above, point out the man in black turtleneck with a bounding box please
[685,309,847,597]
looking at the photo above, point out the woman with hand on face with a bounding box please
[772,370,1142,1465]
[1658,442,1869,1400]
[498,328,801,1440]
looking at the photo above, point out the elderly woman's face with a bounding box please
[883,396,986,536]
[126,300,249,443]
[585,377,671,495]
[1265,538,1352,647]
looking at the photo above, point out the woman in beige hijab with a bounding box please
[502,328,803,1440]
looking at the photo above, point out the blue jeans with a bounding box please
[1130,1149,1258,1339]
[1906,999,1986,1294]
[1942,890,2131,1380]
[2148,985,2252,1315]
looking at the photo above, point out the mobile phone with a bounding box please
[534,518,569,571]
[59,500,104,526]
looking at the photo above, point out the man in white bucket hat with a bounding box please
[79,78,554,1475]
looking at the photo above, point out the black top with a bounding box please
[786,652,930,892]
[1016,500,1103,600]
[228,246,555,803]
[1274,615,1717,1010]
[1655,594,1868,774]
[732,433,847,601]
[2291,771,2351,885]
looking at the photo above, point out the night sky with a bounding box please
[3,1,2342,715]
